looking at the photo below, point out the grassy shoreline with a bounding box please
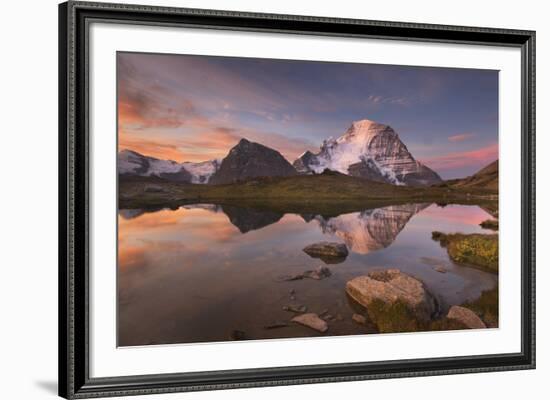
[432,232,499,272]
[118,173,498,215]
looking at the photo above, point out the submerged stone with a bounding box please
[283,304,307,313]
[352,313,367,325]
[302,266,332,280]
[291,313,328,333]
[264,322,289,329]
[303,242,349,259]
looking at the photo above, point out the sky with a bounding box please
[118,52,498,179]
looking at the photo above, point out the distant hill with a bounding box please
[444,160,498,190]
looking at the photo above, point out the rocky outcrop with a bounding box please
[293,119,442,186]
[447,306,486,329]
[292,150,319,174]
[346,269,436,322]
[291,313,328,333]
[303,242,349,259]
[209,139,297,184]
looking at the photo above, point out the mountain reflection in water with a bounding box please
[118,203,497,346]
[314,204,429,254]
[119,203,428,254]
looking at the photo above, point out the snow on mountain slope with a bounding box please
[118,149,220,184]
[182,159,221,184]
[292,119,442,186]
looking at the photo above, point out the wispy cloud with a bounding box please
[448,132,475,142]
[367,95,410,106]
[419,143,498,171]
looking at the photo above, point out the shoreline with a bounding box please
[118,174,498,214]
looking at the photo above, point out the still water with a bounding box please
[118,203,497,346]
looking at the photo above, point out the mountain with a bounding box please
[118,149,220,184]
[445,160,498,190]
[209,138,297,185]
[293,119,442,186]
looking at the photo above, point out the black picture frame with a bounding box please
[58,1,536,398]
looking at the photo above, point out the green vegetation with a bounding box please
[364,287,498,333]
[428,316,470,331]
[480,219,499,231]
[119,172,498,216]
[365,299,423,333]
[429,287,498,331]
[462,287,498,328]
[432,232,498,272]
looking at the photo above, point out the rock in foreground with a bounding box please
[291,313,328,333]
[346,269,436,322]
[303,242,349,259]
[447,306,487,329]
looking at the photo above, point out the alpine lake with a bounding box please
[118,201,498,346]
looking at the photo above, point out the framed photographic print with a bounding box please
[59,1,535,398]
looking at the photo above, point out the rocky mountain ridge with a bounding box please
[119,118,445,186]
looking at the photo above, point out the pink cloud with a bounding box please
[419,143,498,171]
[448,132,475,142]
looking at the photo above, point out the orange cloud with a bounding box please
[119,134,190,162]
[419,143,498,171]
[119,121,312,164]
[448,132,475,142]
[119,126,240,162]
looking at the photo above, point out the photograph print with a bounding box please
[117,52,499,346]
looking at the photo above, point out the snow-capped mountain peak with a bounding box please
[337,119,392,144]
[293,119,442,186]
